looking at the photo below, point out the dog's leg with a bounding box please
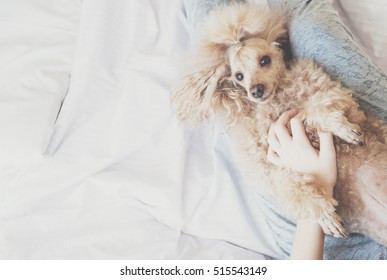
[302,83,367,145]
[280,172,348,238]
[320,116,364,146]
[318,209,348,238]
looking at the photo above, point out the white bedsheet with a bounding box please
[0,0,385,260]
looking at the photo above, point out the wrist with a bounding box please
[313,174,335,198]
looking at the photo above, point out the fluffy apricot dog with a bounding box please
[171,4,387,246]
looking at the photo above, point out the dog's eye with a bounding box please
[260,55,271,67]
[235,72,244,81]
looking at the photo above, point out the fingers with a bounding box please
[267,147,281,166]
[274,109,298,143]
[267,126,282,166]
[267,109,298,166]
[289,117,307,141]
[267,125,281,155]
[318,130,336,160]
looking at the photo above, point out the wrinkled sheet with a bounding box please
[0,0,385,260]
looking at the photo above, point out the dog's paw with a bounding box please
[319,211,348,238]
[335,123,364,146]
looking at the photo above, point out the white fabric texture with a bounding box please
[0,0,385,259]
[0,0,81,168]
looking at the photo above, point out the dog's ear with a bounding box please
[275,34,293,63]
[263,7,293,65]
[170,61,229,128]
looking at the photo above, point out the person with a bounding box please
[267,109,338,259]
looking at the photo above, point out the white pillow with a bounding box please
[0,0,81,168]
[333,0,387,74]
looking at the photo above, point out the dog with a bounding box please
[171,3,387,246]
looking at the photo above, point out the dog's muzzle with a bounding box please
[250,84,265,99]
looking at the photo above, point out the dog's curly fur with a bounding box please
[171,3,387,245]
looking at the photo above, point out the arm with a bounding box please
[267,110,337,259]
[290,220,325,260]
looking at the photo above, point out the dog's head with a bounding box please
[170,4,291,126]
[228,34,290,104]
[225,5,291,104]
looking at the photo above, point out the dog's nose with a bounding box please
[250,84,265,98]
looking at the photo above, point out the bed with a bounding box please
[0,0,386,259]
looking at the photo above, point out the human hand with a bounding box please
[267,110,337,196]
